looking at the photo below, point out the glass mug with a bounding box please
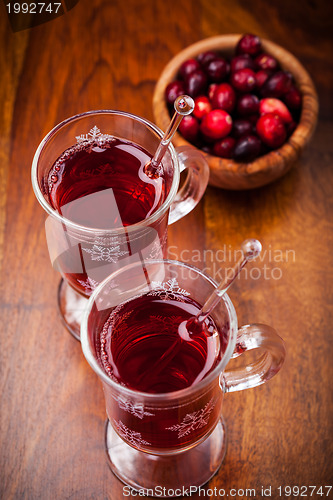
[81,259,286,494]
[31,110,209,339]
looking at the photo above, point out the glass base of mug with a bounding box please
[57,278,88,341]
[104,417,227,496]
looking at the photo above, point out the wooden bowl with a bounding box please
[153,34,318,190]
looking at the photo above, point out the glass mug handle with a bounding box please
[221,324,286,392]
[168,146,210,225]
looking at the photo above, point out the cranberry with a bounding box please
[213,137,236,158]
[206,57,229,82]
[230,54,256,73]
[256,113,287,149]
[237,94,259,116]
[211,83,236,113]
[200,109,233,140]
[179,58,201,79]
[236,34,262,56]
[230,68,256,93]
[165,80,186,105]
[287,120,297,136]
[232,118,253,138]
[283,86,302,110]
[255,69,273,89]
[166,36,300,162]
[261,70,293,98]
[185,70,207,97]
[178,115,200,143]
[193,96,212,119]
[234,135,262,162]
[255,53,279,71]
[201,144,215,155]
[197,50,219,66]
[259,98,293,124]
[208,83,219,101]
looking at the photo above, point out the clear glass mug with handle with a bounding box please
[81,259,286,495]
[31,110,209,339]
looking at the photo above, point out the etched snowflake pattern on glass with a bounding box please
[148,277,190,301]
[77,277,99,294]
[82,244,128,263]
[166,398,216,438]
[115,396,155,419]
[75,125,115,145]
[147,229,168,260]
[113,419,151,447]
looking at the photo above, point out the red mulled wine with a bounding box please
[48,138,165,229]
[47,138,167,295]
[100,293,224,393]
[99,292,228,451]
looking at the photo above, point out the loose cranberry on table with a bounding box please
[165,80,186,105]
[211,83,236,113]
[234,135,262,162]
[179,58,201,79]
[230,68,256,93]
[185,70,207,97]
[259,98,293,124]
[178,115,200,143]
[237,94,259,116]
[200,109,233,140]
[256,113,287,149]
[193,96,212,120]
[236,33,262,56]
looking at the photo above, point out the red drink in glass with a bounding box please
[47,138,166,295]
[48,138,165,229]
[98,291,229,451]
[32,110,209,338]
[81,259,285,490]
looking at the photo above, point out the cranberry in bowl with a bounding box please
[153,34,318,190]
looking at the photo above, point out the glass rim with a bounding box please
[31,109,180,235]
[80,259,239,401]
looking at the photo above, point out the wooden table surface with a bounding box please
[1,1,332,499]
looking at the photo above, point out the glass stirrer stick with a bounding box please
[144,95,194,178]
[185,239,262,334]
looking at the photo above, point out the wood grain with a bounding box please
[1,0,332,499]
